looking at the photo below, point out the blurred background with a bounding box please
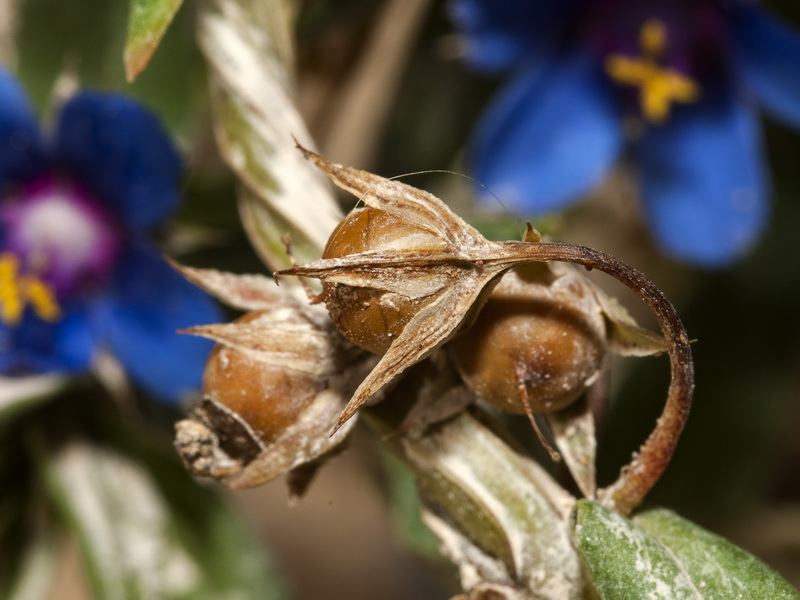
[3,0,800,597]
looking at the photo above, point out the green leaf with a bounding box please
[573,500,800,600]
[401,409,586,599]
[38,436,289,599]
[574,500,703,599]
[635,508,800,600]
[198,0,343,273]
[5,518,58,600]
[0,463,58,600]
[125,0,185,81]
[42,440,202,598]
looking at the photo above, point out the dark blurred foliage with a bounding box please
[9,0,800,594]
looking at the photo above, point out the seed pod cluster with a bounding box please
[280,149,664,432]
[280,146,693,515]
[319,205,610,423]
[175,146,692,516]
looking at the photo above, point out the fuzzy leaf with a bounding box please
[574,500,703,599]
[401,410,585,599]
[197,0,342,272]
[3,513,58,600]
[635,508,800,600]
[125,0,185,81]
[39,438,288,599]
[43,441,204,598]
[574,500,800,599]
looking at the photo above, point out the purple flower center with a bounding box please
[583,0,729,74]
[0,176,121,324]
[580,0,729,122]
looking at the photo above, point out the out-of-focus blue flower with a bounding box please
[0,69,221,402]
[450,0,800,266]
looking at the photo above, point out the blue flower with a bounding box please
[450,0,800,266]
[0,69,221,402]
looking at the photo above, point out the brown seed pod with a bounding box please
[321,206,447,355]
[448,262,606,417]
[202,310,327,445]
[170,269,373,492]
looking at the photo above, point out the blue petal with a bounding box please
[637,88,768,267]
[733,6,800,127]
[0,304,94,375]
[54,92,182,230]
[469,49,622,214]
[448,0,579,72]
[0,68,45,185]
[96,243,222,403]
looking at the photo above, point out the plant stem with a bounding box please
[495,241,694,515]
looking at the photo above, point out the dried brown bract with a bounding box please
[172,265,374,495]
[278,145,693,515]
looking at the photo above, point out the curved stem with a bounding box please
[497,241,694,515]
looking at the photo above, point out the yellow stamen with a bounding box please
[23,277,61,322]
[605,19,700,124]
[640,19,667,56]
[0,252,62,325]
[0,254,23,324]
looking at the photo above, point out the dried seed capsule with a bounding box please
[320,206,447,355]
[202,310,325,445]
[175,302,369,490]
[449,263,606,415]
